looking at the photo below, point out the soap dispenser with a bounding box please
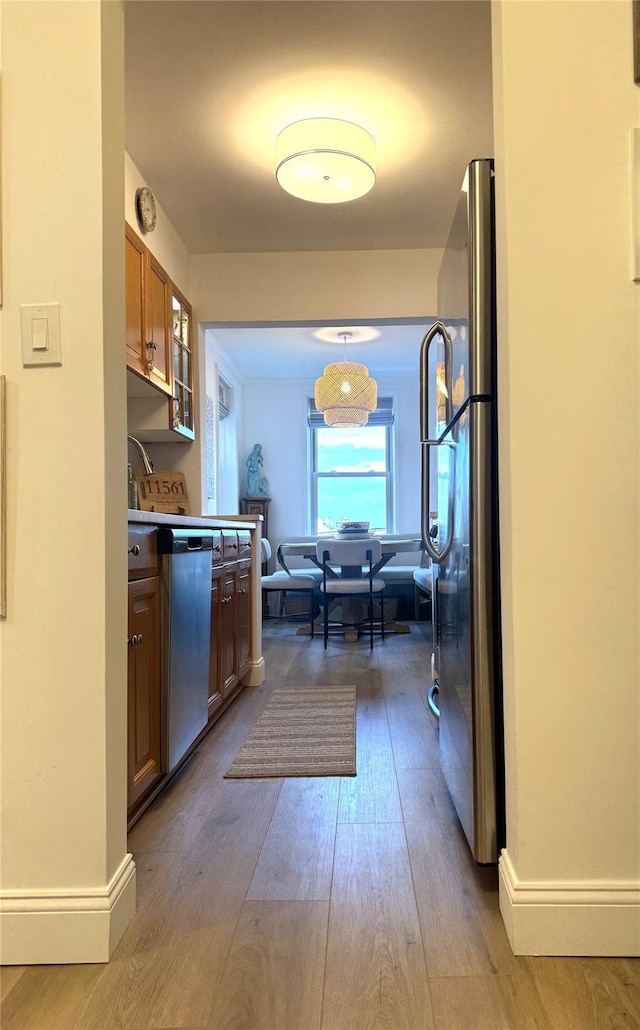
[127,464,138,510]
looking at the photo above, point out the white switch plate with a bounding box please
[20,303,62,367]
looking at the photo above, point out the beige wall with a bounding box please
[0,0,134,962]
[493,0,639,954]
[125,152,191,297]
[190,248,442,324]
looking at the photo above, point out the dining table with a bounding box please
[275,534,423,640]
[276,534,423,576]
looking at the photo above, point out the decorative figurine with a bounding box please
[245,443,269,497]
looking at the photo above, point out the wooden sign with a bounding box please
[135,470,191,515]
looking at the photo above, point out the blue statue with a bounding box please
[245,443,269,497]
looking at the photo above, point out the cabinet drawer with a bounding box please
[128,526,158,580]
[211,531,223,566]
[237,530,251,558]
[222,530,239,561]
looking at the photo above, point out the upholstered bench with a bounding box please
[412,566,432,621]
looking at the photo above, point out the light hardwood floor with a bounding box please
[2,621,639,1029]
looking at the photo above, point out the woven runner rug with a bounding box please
[224,685,356,778]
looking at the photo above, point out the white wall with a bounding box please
[239,374,420,547]
[492,0,639,955]
[192,249,439,524]
[0,1,135,962]
[124,152,191,296]
[191,248,442,324]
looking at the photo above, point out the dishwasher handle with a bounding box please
[157,528,215,553]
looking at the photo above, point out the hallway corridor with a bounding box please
[1,622,638,1029]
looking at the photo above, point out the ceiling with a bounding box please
[124,0,494,378]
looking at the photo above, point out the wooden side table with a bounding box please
[241,498,271,574]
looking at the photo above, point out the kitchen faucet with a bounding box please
[127,435,154,476]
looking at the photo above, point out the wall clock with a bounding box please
[135,187,156,232]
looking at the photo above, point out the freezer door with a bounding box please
[436,399,498,863]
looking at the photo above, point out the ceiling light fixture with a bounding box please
[275,117,376,204]
[314,332,378,427]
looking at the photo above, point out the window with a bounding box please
[308,398,395,535]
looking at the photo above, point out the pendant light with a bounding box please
[314,332,377,427]
[275,118,376,204]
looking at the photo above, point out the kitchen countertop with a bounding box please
[128,510,258,530]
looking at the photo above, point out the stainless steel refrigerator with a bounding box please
[419,158,503,864]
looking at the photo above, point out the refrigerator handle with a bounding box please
[421,441,455,564]
[419,320,454,441]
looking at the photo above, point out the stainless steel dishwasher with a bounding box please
[157,528,214,772]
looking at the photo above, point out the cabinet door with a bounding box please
[171,287,195,439]
[125,225,146,376]
[146,253,172,395]
[236,560,252,678]
[128,576,162,810]
[208,567,223,721]
[221,567,238,698]
[124,222,172,397]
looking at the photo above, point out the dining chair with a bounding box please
[260,538,317,637]
[315,538,386,649]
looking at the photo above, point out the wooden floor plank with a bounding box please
[0,967,26,1003]
[0,965,106,1030]
[80,778,282,1029]
[397,763,532,978]
[532,958,640,1030]
[127,683,273,854]
[337,711,403,825]
[247,777,340,901]
[384,693,439,771]
[322,822,436,1030]
[429,973,551,1030]
[207,900,329,1030]
[3,623,639,1030]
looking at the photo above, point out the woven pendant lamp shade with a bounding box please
[314,359,377,427]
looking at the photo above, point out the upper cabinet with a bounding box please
[171,287,195,440]
[126,223,196,442]
[125,222,172,397]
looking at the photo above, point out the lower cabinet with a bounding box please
[236,560,252,680]
[127,521,256,826]
[208,552,253,723]
[127,574,162,810]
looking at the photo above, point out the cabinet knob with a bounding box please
[128,634,143,647]
[128,544,140,556]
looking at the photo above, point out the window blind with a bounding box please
[307,397,394,427]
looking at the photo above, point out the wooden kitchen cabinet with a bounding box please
[208,563,224,721]
[127,527,162,814]
[208,533,254,723]
[125,222,172,397]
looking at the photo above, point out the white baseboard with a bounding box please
[0,852,136,965]
[499,849,640,956]
[243,655,266,686]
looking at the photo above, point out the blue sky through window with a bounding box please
[315,426,388,532]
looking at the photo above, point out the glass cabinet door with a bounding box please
[170,288,195,439]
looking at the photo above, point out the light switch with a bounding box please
[20,303,62,367]
[31,317,49,351]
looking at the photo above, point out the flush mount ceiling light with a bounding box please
[314,332,378,427]
[275,118,376,204]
